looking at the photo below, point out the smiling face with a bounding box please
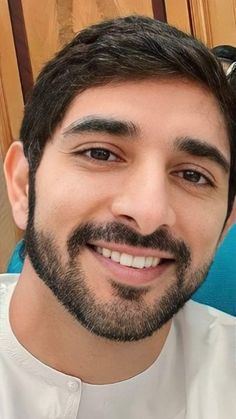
[23,78,230,341]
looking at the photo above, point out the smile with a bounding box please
[95,246,161,269]
[87,244,175,286]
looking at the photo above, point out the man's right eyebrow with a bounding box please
[62,116,139,139]
[174,136,230,173]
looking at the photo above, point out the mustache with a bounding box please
[67,222,191,263]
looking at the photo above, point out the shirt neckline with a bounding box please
[0,274,181,390]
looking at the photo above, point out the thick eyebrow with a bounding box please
[62,115,139,139]
[174,136,230,173]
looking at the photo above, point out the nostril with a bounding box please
[123,215,135,222]
[116,214,137,225]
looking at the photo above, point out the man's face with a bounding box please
[25,79,230,341]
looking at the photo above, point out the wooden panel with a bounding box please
[21,0,154,79]
[189,0,213,46]
[152,0,167,21]
[21,0,60,79]
[206,0,236,47]
[0,160,16,273]
[0,0,24,142]
[0,0,23,271]
[8,0,34,102]
[73,0,153,32]
[165,0,192,33]
[189,0,236,47]
[0,75,19,273]
[0,72,12,159]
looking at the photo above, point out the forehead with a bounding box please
[56,78,230,157]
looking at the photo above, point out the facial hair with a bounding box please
[24,177,212,342]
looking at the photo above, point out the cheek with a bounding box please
[33,171,115,238]
[176,200,228,265]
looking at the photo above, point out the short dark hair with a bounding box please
[212,44,236,101]
[211,45,236,62]
[228,65,236,92]
[20,15,236,214]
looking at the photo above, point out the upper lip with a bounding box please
[89,241,175,259]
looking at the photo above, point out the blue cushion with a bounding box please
[7,240,25,274]
[192,224,236,316]
[7,226,236,316]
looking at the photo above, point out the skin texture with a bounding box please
[4,78,231,384]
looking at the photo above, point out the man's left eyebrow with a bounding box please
[62,115,139,138]
[174,136,230,173]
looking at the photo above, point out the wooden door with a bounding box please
[165,0,236,47]
[21,0,154,79]
[0,0,23,272]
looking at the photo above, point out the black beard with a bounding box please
[24,178,212,342]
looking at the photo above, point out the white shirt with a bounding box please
[0,273,235,419]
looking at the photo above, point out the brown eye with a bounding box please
[177,170,209,185]
[183,171,203,183]
[84,148,117,161]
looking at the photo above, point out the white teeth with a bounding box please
[102,248,111,258]
[96,246,161,269]
[120,253,133,267]
[144,256,154,268]
[132,256,145,269]
[110,251,121,263]
[152,257,160,267]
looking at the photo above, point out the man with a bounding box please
[1,16,236,418]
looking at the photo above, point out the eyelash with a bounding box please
[172,169,214,187]
[74,147,121,162]
[74,147,214,187]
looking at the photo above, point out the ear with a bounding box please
[4,141,29,230]
[220,199,236,243]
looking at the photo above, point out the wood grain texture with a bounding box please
[0,0,29,271]
[0,0,24,141]
[189,0,212,45]
[204,0,236,47]
[8,0,34,102]
[0,160,17,273]
[57,0,74,46]
[73,0,153,32]
[0,76,19,272]
[0,1,23,271]
[152,0,166,21]
[0,73,12,159]
[0,83,16,272]
[189,0,236,47]
[165,0,191,33]
[21,0,153,79]
[21,0,60,78]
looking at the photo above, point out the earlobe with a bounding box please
[4,141,29,230]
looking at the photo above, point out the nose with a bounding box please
[111,163,176,235]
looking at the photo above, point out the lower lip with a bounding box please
[89,247,174,286]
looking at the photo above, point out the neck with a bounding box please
[9,261,171,385]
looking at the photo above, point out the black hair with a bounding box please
[211,45,236,62]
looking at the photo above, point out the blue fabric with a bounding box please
[192,224,236,316]
[7,240,25,274]
[7,226,236,316]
